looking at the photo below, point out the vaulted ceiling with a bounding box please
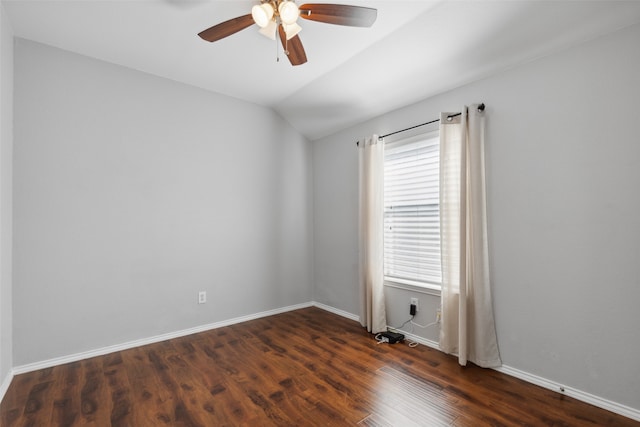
[4,0,640,140]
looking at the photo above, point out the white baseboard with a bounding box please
[13,301,313,375]
[7,301,640,423]
[0,370,13,404]
[495,365,640,422]
[397,329,440,350]
[417,344,640,421]
[311,301,360,322]
[383,322,640,422]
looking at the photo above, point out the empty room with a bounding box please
[1,0,639,425]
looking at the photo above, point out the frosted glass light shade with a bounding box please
[259,20,278,40]
[252,3,274,28]
[283,22,302,40]
[278,1,299,25]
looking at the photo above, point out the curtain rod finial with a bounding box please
[478,103,485,112]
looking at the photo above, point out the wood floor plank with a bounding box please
[15,367,60,427]
[1,307,639,426]
[102,353,134,427]
[191,330,273,424]
[78,358,111,425]
[49,362,81,427]
[121,346,173,426]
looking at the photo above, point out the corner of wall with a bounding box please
[0,0,15,397]
[0,369,13,404]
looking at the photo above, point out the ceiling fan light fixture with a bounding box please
[259,20,278,40]
[198,2,378,67]
[278,1,299,25]
[283,22,302,40]
[252,3,274,28]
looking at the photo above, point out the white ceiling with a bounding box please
[4,0,640,140]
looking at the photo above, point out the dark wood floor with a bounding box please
[1,307,638,426]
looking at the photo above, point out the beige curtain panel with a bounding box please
[439,106,501,368]
[358,134,387,333]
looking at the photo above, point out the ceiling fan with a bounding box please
[197,1,377,66]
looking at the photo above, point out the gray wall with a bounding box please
[13,39,313,366]
[312,23,640,410]
[0,3,13,387]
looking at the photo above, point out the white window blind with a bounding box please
[383,131,441,287]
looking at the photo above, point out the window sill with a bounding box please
[383,278,441,297]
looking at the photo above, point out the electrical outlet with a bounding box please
[410,297,419,313]
[198,291,207,304]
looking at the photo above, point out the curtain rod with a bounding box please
[356,103,485,146]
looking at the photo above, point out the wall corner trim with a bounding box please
[311,301,359,322]
[0,370,14,405]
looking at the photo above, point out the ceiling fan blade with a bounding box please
[299,4,377,27]
[198,14,255,42]
[278,25,308,66]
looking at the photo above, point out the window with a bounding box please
[383,131,441,289]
